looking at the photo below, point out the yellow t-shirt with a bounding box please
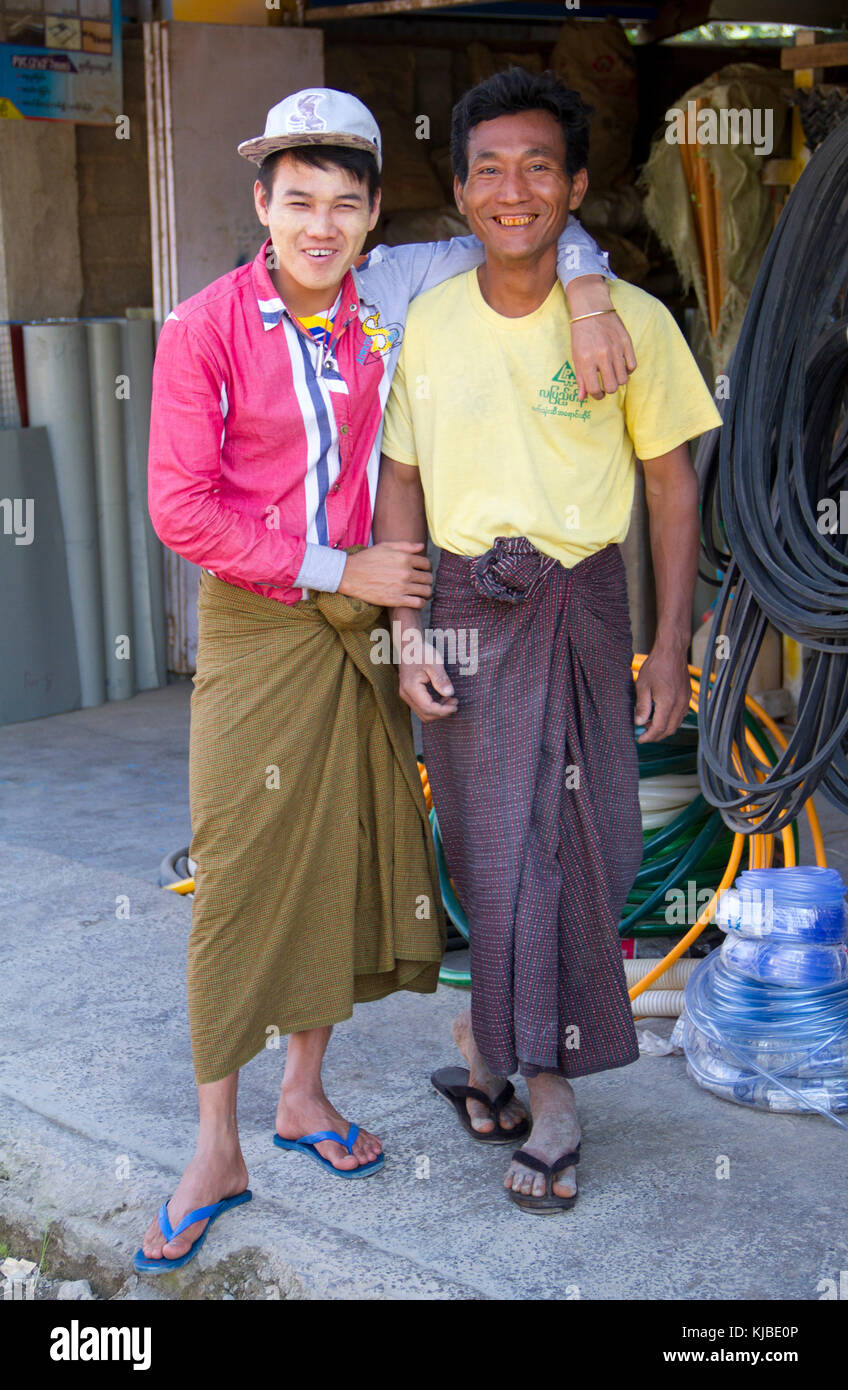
[381,271,722,567]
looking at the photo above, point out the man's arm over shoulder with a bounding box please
[555,220,640,402]
[359,213,613,302]
[359,217,635,398]
[148,314,317,591]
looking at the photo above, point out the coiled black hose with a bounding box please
[697,114,848,834]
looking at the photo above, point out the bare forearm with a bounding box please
[374,455,428,632]
[374,456,427,546]
[565,273,611,312]
[644,448,700,653]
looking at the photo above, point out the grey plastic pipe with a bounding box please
[22,322,106,708]
[88,321,136,701]
[121,317,166,690]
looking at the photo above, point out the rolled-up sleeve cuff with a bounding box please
[558,246,617,285]
[294,542,348,594]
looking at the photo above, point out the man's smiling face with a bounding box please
[454,109,588,265]
[254,152,381,308]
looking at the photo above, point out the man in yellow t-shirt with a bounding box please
[374,67,721,1215]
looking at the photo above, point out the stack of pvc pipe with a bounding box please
[625,957,700,1017]
[22,317,166,708]
[123,318,167,692]
[638,773,701,832]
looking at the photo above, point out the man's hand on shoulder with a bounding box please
[337,541,432,609]
[565,274,637,403]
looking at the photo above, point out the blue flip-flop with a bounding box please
[132,1189,252,1274]
[273,1123,384,1178]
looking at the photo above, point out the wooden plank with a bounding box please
[792,28,823,89]
[781,39,848,71]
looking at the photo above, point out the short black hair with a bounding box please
[257,144,381,206]
[450,67,592,186]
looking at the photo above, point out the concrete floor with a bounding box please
[2,682,847,1301]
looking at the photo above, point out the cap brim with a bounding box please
[237,131,382,170]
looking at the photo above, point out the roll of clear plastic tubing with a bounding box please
[683,950,848,1130]
[722,936,848,988]
[720,867,847,945]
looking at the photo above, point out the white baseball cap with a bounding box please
[238,88,382,170]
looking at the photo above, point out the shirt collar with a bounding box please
[252,237,366,332]
[349,251,378,311]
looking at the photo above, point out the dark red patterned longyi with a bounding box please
[423,539,644,1080]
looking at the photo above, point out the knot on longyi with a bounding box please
[470,535,557,604]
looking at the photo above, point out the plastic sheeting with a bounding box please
[640,64,791,376]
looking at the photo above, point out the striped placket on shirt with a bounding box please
[257,287,352,556]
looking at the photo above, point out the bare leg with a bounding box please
[276,1025,382,1170]
[452,1009,528,1133]
[140,1071,248,1261]
[504,1073,581,1199]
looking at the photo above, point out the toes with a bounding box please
[504,1163,533,1193]
[142,1221,165,1259]
[553,1167,577,1198]
[161,1235,192,1260]
[467,1102,495,1132]
[497,1103,525,1131]
[352,1130,382,1163]
[504,1162,543,1196]
[317,1142,358,1169]
[159,1219,203,1260]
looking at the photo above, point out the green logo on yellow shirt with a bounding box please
[534,360,591,421]
[553,360,579,388]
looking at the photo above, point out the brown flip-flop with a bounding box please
[430,1066,530,1145]
[507,1145,581,1214]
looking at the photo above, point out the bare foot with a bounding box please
[451,1009,528,1134]
[504,1073,581,1200]
[140,1143,249,1263]
[276,1086,382,1172]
